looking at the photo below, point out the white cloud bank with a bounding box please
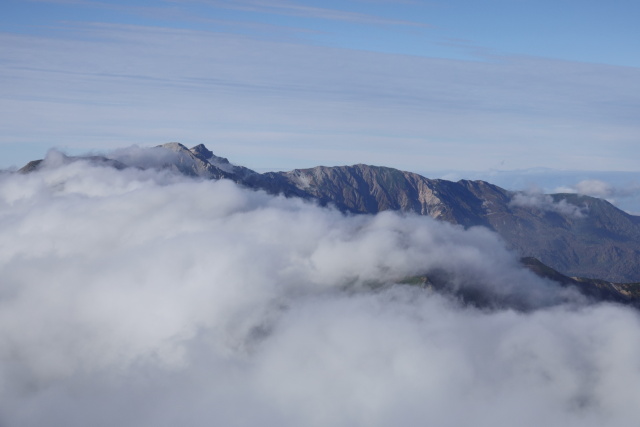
[553,179,640,212]
[1,156,639,426]
[509,191,586,218]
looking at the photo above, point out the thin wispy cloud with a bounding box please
[2,22,639,172]
[176,0,432,28]
[24,0,92,4]
[510,191,586,218]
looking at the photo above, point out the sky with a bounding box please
[1,0,639,177]
[2,155,640,426]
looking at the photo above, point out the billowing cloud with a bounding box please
[555,179,640,202]
[573,179,616,198]
[550,179,640,214]
[0,158,639,426]
[509,191,586,218]
[434,169,640,215]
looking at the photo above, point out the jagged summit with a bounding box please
[189,143,214,160]
[153,142,256,180]
[154,142,227,179]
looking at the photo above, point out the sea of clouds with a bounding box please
[1,152,640,426]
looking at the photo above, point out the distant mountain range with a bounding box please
[20,142,640,288]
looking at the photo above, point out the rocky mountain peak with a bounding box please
[190,144,214,160]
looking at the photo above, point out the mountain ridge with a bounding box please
[17,142,640,283]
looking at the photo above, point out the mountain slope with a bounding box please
[254,163,640,282]
[521,257,640,305]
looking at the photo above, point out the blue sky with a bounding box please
[1,0,639,178]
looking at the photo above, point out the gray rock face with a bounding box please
[17,143,640,282]
[187,143,256,180]
[158,142,232,179]
[266,165,485,225]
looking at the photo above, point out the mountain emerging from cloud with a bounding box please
[3,143,640,427]
[24,142,640,282]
